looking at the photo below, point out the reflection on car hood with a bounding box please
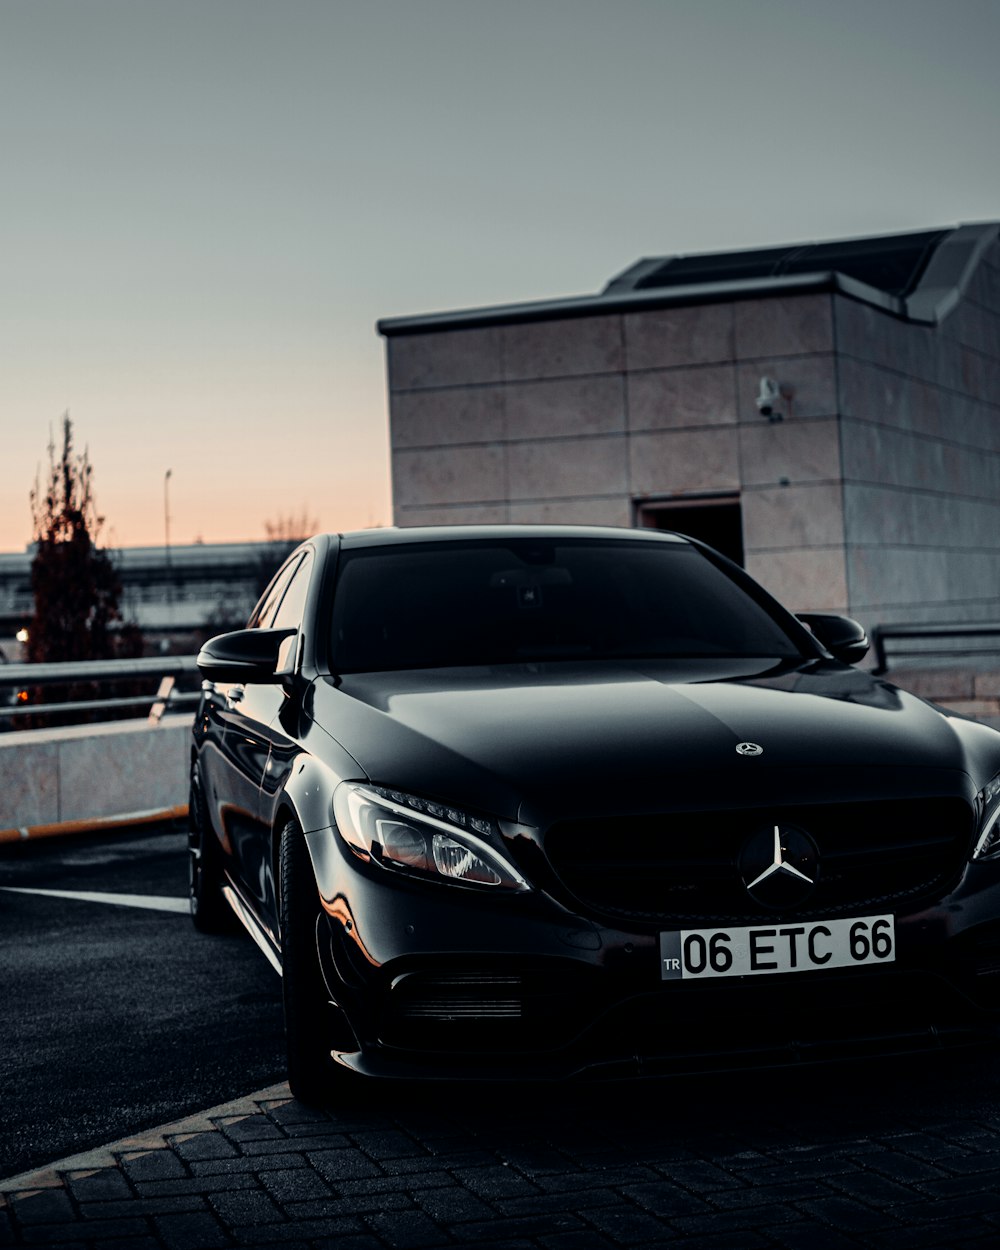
[311,658,973,824]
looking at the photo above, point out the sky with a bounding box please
[1,0,998,553]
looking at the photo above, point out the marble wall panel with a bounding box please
[624,303,735,370]
[626,365,737,431]
[736,355,837,421]
[943,303,1000,361]
[963,400,1000,454]
[393,445,505,509]
[840,421,914,489]
[842,483,922,548]
[975,354,1000,405]
[883,318,944,388]
[833,298,896,370]
[802,357,997,452]
[742,484,845,551]
[507,436,627,500]
[846,546,952,615]
[739,418,842,487]
[396,503,509,526]
[966,254,1000,316]
[388,327,503,391]
[734,294,834,359]
[843,420,1000,501]
[743,548,848,615]
[502,316,623,381]
[629,428,740,496]
[837,358,919,432]
[961,496,1000,547]
[505,374,625,440]
[508,498,632,526]
[945,550,1000,615]
[391,387,504,449]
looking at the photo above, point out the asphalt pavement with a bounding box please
[6,825,1000,1248]
[0,824,286,1177]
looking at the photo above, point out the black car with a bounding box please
[190,525,1000,1102]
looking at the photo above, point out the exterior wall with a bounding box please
[729,295,845,612]
[0,713,190,839]
[386,293,849,614]
[836,239,1000,626]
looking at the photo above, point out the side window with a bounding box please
[272,551,314,631]
[252,556,302,629]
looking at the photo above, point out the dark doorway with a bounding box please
[636,496,744,566]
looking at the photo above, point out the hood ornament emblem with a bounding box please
[740,823,819,908]
[746,825,814,890]
[736,742,763,756]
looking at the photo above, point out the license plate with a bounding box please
[660,914,895,981]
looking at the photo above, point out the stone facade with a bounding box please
[381,230,1000,628]
[836,247,1000,625]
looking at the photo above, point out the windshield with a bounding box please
[329,538,804,673]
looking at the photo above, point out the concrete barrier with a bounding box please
[0,714,191,843]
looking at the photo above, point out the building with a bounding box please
[378,223,1000,630]
[0,540,294,656]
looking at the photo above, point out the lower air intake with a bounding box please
[390,974,523,1021]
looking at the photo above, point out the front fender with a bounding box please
[278,745,367,836]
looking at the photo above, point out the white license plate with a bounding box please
[660,914,895,981]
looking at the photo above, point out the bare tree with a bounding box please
[263,510,319,546]
[27,415,125,663]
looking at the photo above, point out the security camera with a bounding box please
[756,376,782,420]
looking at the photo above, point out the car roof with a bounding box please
[335,525,692,550]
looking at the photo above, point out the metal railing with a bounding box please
[0,655,201,724]
[871,623,1000,676]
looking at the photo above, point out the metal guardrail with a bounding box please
[871,623,1000,676]
[0,655,201,723]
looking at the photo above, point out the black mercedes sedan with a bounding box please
[190,525,1000,1102]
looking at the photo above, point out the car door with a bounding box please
[228,548,316,937]
[205,554,305,926]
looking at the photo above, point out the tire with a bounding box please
[188,766,234,934]
[279,820,362,1106]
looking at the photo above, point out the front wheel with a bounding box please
[279,821,362,1106]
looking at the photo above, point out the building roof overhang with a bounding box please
[377,221,999,338]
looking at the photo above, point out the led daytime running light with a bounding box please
[369,785,493,836]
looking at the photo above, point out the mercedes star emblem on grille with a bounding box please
[740,824,819,908]
[736,742,763,756]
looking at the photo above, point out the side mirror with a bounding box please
[197,628,296,684]
[797,613,870,665]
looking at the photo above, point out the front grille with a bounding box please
[544,798,973,926]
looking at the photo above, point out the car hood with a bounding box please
[310,658,980,825]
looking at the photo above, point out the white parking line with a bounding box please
[0,887,189,913]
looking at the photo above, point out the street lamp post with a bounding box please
[164,469,173,617]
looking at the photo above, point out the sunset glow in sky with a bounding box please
[2,0,998,552]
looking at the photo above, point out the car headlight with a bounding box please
[333,783,530,891]
[972,774,1000,860]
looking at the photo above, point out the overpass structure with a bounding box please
[0,538,294,655]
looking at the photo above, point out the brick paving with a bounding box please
[6,1064,1000,1249]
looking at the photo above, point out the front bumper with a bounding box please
[305,826,1000,1082]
